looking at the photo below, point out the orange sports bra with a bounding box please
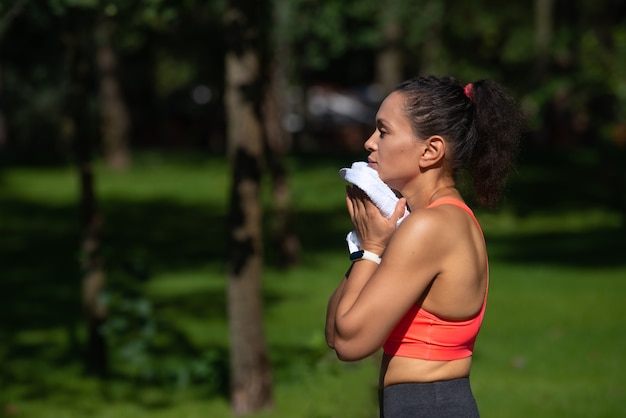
[382,197,488,361]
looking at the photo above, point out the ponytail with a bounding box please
[469,79,525,207]
[394,76,525,207]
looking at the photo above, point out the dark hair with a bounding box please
[394,75,525,207]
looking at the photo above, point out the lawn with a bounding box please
[1,147,625,417]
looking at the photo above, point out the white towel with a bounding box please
[339,161,410,253]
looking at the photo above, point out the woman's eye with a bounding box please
[379,130,386,138]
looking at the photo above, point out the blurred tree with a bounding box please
[282,0,453,89]
[61,4,109,377]
[96,6,131,170]
[0,0,33,152]
[263,0,300,269]
[0,1,70,163]
[375,0,446,92]
[376,0,404,93]
[94,0,203,167]
[224,0,274,414]
[533,0,554,82]
[286,0,379,84]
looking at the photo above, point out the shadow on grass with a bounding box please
[0,193,349,403]
[506,144,626,216]
[488,145,626,267]
[486,227,626,267]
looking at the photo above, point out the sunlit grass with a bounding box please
[473,263,626,417]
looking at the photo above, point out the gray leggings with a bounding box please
[380,378,479,418]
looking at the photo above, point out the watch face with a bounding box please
[349,250,365,260]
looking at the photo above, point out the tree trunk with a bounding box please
[534,0,554,82]
[63,8,108,377]
[263,1,300,269]
[96,15,131,171]
[263,73,300,269]
[79,153,108,377]
[224,0,274,414]
[419,0,444,76]
[376,16,403,95]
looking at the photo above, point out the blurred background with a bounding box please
[1,0,625,417]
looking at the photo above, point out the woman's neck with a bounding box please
[401,179,458,211]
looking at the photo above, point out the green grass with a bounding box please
[1,147,625,417]
[473,263,626,417]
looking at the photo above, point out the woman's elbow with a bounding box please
[325,332,335,350]
[332,337,377,362]
[335,349,364,362]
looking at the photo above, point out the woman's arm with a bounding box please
[325,266,350,349]
[327,206,449,361]
[328,259,381,360]
[325,186,407,360]
[325,260,380,354]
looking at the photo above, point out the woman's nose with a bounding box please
[364,132,376,151]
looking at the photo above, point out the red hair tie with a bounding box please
[464,83,473,101]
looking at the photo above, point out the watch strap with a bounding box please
[349,249,382,264]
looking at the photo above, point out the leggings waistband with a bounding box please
[380,378,479,418]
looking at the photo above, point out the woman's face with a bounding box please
[364,91,423,191]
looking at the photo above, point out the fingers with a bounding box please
[346,185,370,224]
[347,186,372,208]
[392,197,407,222]
[345,185,358,205]
[345,186,355,219]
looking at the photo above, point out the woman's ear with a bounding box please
[418,135,446,168]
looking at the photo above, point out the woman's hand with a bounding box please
[346,185,407,255]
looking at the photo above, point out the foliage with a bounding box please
[99,267,229,394]
[1,0,625,162]
[0,0,227,163]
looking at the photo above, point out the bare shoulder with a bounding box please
[382,206,456,276]
[385,202,480,276]
[375,200,487,321]
[394,203,468,244]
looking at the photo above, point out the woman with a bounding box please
[325,76,524,417]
